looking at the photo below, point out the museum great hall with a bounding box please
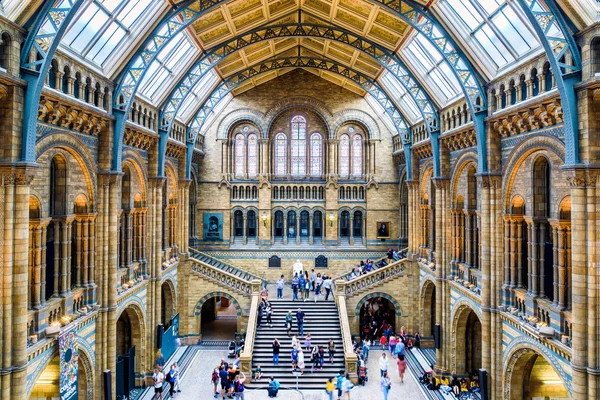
[0,0,598,398]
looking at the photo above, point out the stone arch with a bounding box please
[26,348,59,399]
[558,195,571,220]
[164,162,178,201]
[77,344,95,400]
[122,150,148,202]
[449,150,478,202]
[503,341,571,399]
[265,96,333,135]
[116,302,146,376]
[354,292,402,317]
[217,108,266,139]
[161,278,177,326]
[192,292,243,335]
[331,109,381,140]
[451,302,482,375]
[420,279,436,337]
[419,166,433,200]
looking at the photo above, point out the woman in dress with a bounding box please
[304,333,312,351]
[297,348,305,374]
[397,354,407,383]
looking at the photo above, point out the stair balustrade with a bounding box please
[189,247,266,287]
[334,287,359,380]
[335,259,408,296]
[240,288,261,377]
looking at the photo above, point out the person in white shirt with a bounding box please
[276,275,285,299]
[379,352,389,378]
[323,277,333,301]
[153,368,165,400]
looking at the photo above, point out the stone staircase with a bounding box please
[246,299,345,390]
[189,248,265,284]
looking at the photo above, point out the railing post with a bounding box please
[334,281,358,382]
[240,280,261,379]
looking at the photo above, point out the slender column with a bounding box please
[309,215,313,245]
[516,219,524,288]
[478,175,492,392]
[296,215,300,245]
[550,222,559,307]
[503,217,511,305]
[242,215,247,245]
[283,216,288,245]
[539,222,547,298]
[362,215,367,245]
[464,211,472,266]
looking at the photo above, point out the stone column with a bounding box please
[29,218,51,310]
[464,211,472,266]
[362,214,367,246]
[309,215,313,245]
[295,214,300,245]
[55,71,64,92]
[349,214,354,246]
[477,174,492,393]
[433,178,449,371]
[242,215,247,245]
[283,216,288,245]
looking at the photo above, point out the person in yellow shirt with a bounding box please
[325,378,335,400]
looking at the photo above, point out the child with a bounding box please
[291,345,299,370]
[253,364,263,381]
[304,333,312,351]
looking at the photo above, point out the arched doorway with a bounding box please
[161,281,176,328]
[421,281,436,338]
[340,210,350,237]
[233,210,243,238]
[505,348,569,400]
[453,305,482,376]
[199,294,241,340]
[353,211,363,237]
[247,210,257,238]
[313,210,322,240]
[274,211,284,238]
[358,296,397,341]
[116,305,144,396]
[300,210,309,237]
[30,355,60,400]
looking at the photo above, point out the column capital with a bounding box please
[476,172,501,189]
[98,171,123,187]
[0,164,37,185]
[432,177,450,189]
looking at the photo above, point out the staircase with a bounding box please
[189,248,265,284]
[247,299,345,390]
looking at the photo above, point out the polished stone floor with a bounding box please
[175,349,427,400]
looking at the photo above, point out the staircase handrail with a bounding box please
[334,285,358,379]
[335,259,408,297]
[240,285,261,377]
[189,247,266,285]
[331,253,387,281]
[189,257,256,296]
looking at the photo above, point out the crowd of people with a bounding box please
[280,270,334,301]
[152,359,181,399]
[420,370,480,399]
[211,357,249,399]
[345,248,406,281]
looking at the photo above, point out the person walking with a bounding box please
[298,274,306,301]
[292,273,299,301]
[172,362,181,393]
[211,367,220,398]
[387,248,394,264]
[328,338,336,364]
[325,377,335,400]
[314,273,323,302]
[389,335,397,358]
[265,303,273,327]
[335,370,345,400]
[297,348,305,374]
[397,354,407,383]
[153,368,164,400]
[379,352,389,377]
[277,275,285,299]
[342,373,354,399]
[291,334,299,349]
[233,372,246,400]
[318,345,325,370]
[285,311,294,336]
[167,364,177,398]
[323,276,332,300]
[380,371,392,400]
[218,365,229,400]
[296,308,306,335]
[272,338,281,365]
[257,306,263,329]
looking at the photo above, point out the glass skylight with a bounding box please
[178,71,221,123]
[444,0,539,68]
[61,0,154,66]
[365,94,401,137]
[380,72,422,124]
[401,34,462,105]
[138,32,199,105]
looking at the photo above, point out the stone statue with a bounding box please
[293,259,304,277]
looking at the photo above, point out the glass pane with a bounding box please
[352,134,362,177]
[63,4,101,46]
[89,23,126,64]
[339,134,350,177]
[247,134,258,178]
[291,116,306,177]
[234,134,245,178]
[275,133,287,176]
[118,0,148,28]
[100,0,121,13]
[493,7,537,55]
[474,25,511,67]
[477,0,503,15]
[446,0,482,30]
[310,133,322,177]
[71,7,109,52]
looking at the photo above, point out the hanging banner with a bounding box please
[59,330,78,400]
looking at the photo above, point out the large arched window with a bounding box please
[291,116,307,177]
[352,134,363,177]
[234,134,245,178]
[339,134,350,177]
[274,133,287,177]
[310,133,323,177]
[247,134,258,178]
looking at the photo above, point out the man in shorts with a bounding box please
[153,367,164,399]
[219,365,230,399]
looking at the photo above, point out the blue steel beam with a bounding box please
[516,0,582,166]
[184,55,411,178]
[20,0,86,162]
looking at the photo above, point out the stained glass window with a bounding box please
[352,134,363,177]
[291,116,306,177]
[234,134,245,178]
[339,134,350,177]
[310,133,323,177]
[274,133,287,177]
[247,134,258,178]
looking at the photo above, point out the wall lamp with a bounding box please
[329,212,335,227]
[262,211,267,227]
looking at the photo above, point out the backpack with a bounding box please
[211,371,219,383]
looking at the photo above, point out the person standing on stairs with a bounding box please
[296,308,306,335]
[292,273,299,301]
[328,338,336,364]
[291,345,299,370]
[277,275,285,299]
[286,311,294,336]
[304,333,312,351]
[265,302,273,328]
[314,273,323,302]
[257,305,263,329]
[311,269,316,292]
[298,274,306,301]
[297,348,306,374]
[272,338,281,365]
[323,276,333,301]
[303,271,311,301]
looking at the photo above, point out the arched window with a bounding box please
[274,133,287,177]
[310,133,323,177]
[291,116,307,177]
[234,210,244,237]
[274,211,284,237]
[234,134,245,178]
[287,211,297,237]
[247,210,256,237]
[247,134,258,178]
[340,210,350,237]
[353,211,363,237]
[339,134,350,177]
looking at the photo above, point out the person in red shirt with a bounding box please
[380,335,387,346]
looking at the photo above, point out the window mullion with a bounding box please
[482,14,521,60]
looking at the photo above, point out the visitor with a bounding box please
[470,378,480,393]
[232,354,241,370]
[414,332,421,349]
[233,372,246,400]
[388,334,397,357]
[396,354,407,383]
[379,352,389,377]
[211,367,220,398]
[439,376,452,395]
[451,376,460,396]
[272,338,280,365]
[156,352,165,369]
[291,344,299,369]
[387,248,394,264]
[253,364,263,381]
[286,311,294,336]
[167,364,176,398]
[268,377,280,398]
[265,302,273,327]
[349,268,357,280]
[335,370,345,400]
[318,345,325,369]
[303,271,311,300]
[380,371,392,400]
[257,306,263,329]
[323,275,333,300]
[298,274,306,300]
[325,377,335,400]
[328,338,336,364]
[393,249,400,261]
[380,335,387,347]
[277,275,285,299]
[218,365,229,400]
[314,273,323,302]
[292,273,299,301]
[297,348,305,374]
[172,361,181,393]
[394,339,405,358]
[362,339,370,362]
[304,333,312,351]
[153,367,164,400]
[342,373,354,399]
[296,308,306,335]
[311,269,316,292]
